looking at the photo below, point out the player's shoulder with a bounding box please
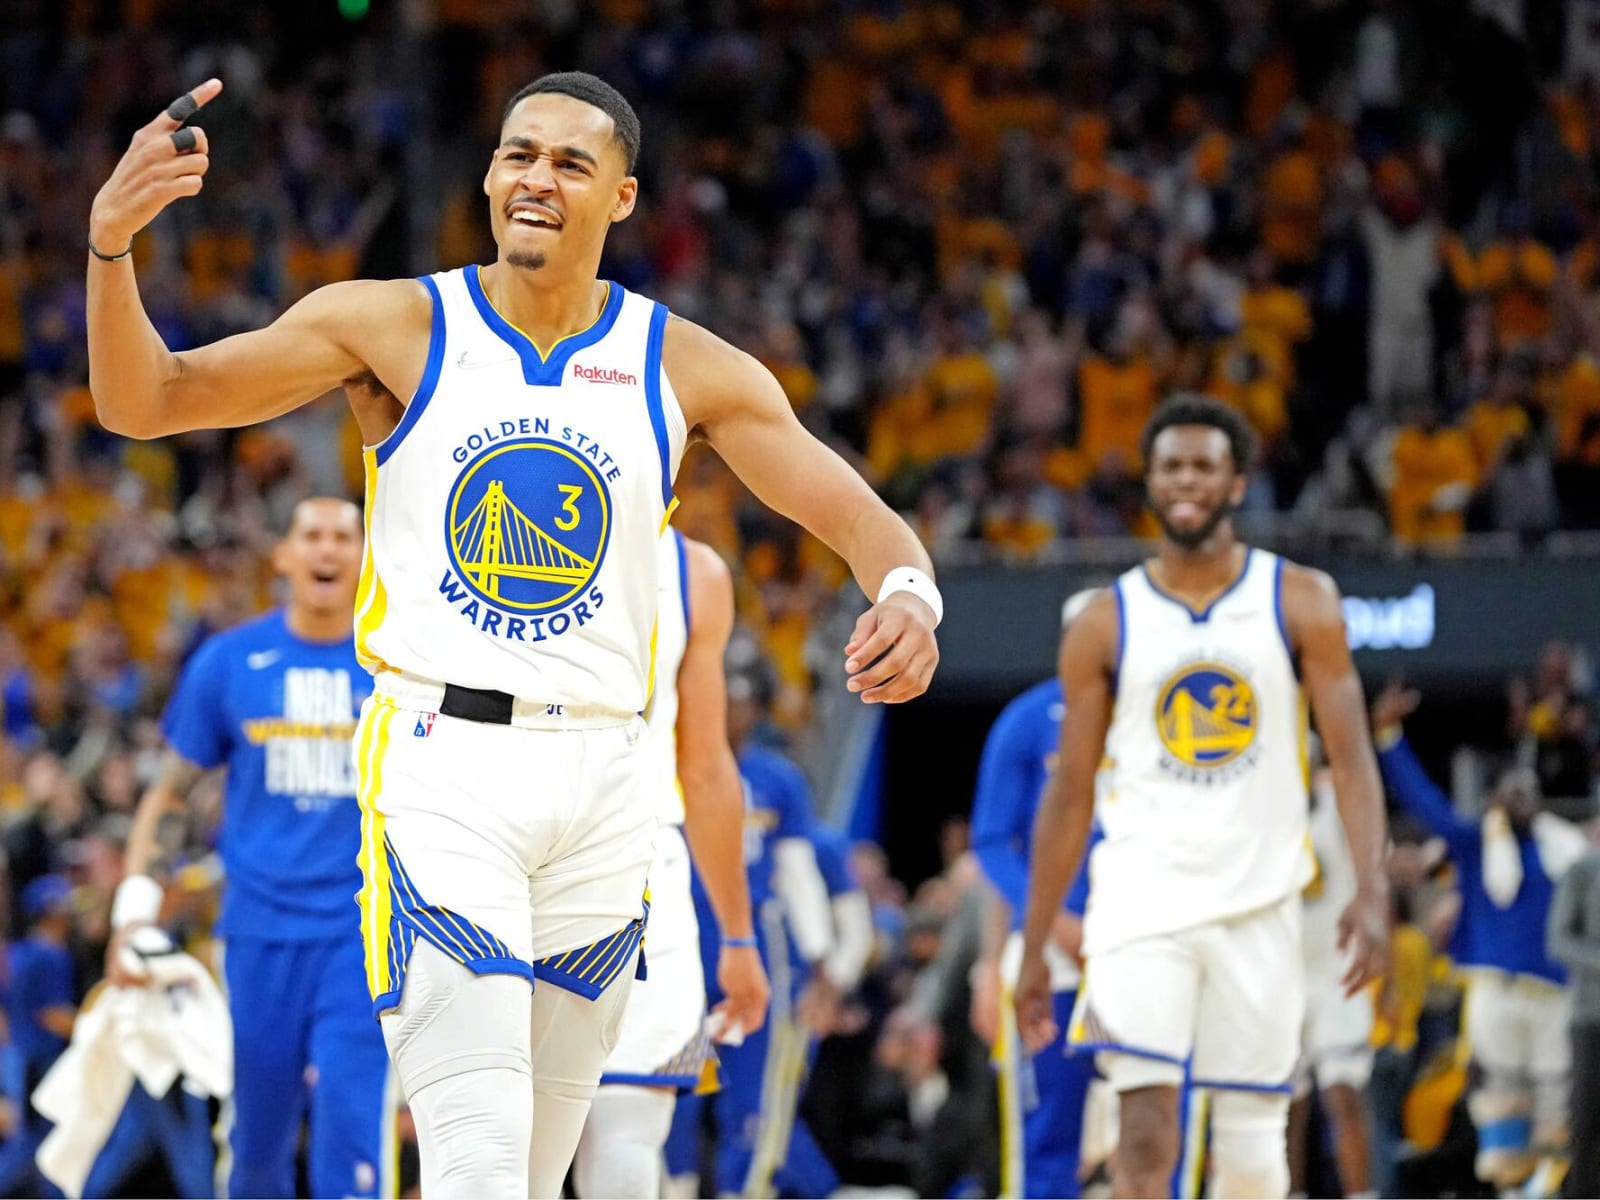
[680,533,732,589]
[660,312,780,425]
[1273,555,1342,616]
[188,609,288,666]
[295,277,431,333]
[1001,677,1062,723]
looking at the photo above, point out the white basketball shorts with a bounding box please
[1464,969,1572,1082]
[601,822,711,1088]
[1293,947,1375,1096]
[352,675,657,1017]
[1068,891,1304,1094]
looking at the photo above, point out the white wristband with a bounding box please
[877,567,943,627]
[111,875,163,929]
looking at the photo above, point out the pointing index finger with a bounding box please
[155,79,223,131]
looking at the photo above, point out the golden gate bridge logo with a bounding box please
[445,439,610,612]
[1154,662,1258,768]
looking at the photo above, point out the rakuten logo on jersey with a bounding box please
[572,363,637,385]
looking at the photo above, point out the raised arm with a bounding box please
[87,80,429,438]
[105,750,207,984]
[664,318,938,704]
[674,536,770,1036]
[1014,590,1117,1051]
[1369,683,1480,855]
[1285,565,1390,993]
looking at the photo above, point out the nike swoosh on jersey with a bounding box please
[246,650,282,670]
[456,350,517,371]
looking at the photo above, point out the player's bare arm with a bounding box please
[664,317,939,704]
[1014,589,1117,1052]
[104,749,207,985]
[1284,564,1391,995]
[87,80,430,441]
[675,537,771,1037]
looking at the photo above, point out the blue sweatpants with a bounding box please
[82,1085,213,1199]
[222,935,393,1199]
[998,988,1092,1198]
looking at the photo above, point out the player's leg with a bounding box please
[151,1086,217,1200]
[1309,972,1376,1197]
[574,1084,676,1198]
[526,962,639,1199]
[521,718,659,1197]
[1190,896,1305,1199]
[575,824,707,1198]
[1464,974,1536,1189]
[663,1089,706,1197]
[1527,983,1574,1195]
[222,938,310,1199]
[1070,932,1202,1196]
[380,940,534,1199]
[309,934,402,1199]
[80,1088,159,1199]
[710,1002,773,1194]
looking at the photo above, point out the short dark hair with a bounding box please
[502,72,641,173]
[1140,393,1257,473]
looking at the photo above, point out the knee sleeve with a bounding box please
[1531,1071,1570,1151]
[1209,1090,1290,1200]
[380,940,534,1199]
[527,959,639,1199]
[573,1084,677,1199]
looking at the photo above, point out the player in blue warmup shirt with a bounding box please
[666,664,838,1198]
[972,669,1096,1200]
[1372,684,1586,1194]
[107,498,394,1199]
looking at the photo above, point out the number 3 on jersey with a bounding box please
[556,484,583,531]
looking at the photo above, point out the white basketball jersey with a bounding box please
[640,530,690,826]
[1301,770,1356,971]
[1086,548,1313,955]
[355,267,687,715]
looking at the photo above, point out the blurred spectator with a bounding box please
[0,875,77,1196]
[1387,399,1478,545]
[1547,832,1600,1198]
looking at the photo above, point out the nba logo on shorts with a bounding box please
[414,712,437,738]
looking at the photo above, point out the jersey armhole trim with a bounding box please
[644,302,674,508]
[373,275,446,468]
[674,528,691,637]
[1272,555,1297,670]
[1110,580,1126,697]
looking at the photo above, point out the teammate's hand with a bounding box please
[1370,681,1420,734]
[844,593,939,704]
[89,79,223,253]
[797,971,842,1035]
[713,944,770,1038]
[103,925,153,988]
[1337,887,1390,998]
[1013,948,1056,1053]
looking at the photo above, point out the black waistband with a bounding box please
[439,684,515,725]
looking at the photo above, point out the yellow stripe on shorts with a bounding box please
[355,699,399,999]
[355,448,391,673]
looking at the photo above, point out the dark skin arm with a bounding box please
[1013,591,1117,1052]
[1284,564,1390,994]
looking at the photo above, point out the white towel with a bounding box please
[32,940,232,1199]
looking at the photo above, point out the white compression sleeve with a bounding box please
[1209,1089,1291,1200]
[772,837,834,965]
[573,1084,677,1199]
[526,958,639,1199]
[824,890,874,992]
[379,941,534,1200]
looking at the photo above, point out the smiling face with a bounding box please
[1145,424,1248,549]
[485,92,637,274]
[274,499,363,618]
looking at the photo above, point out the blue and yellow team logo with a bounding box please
[1155,662,1258,769]
[445,438,610,612]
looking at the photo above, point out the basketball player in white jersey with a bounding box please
[85,72,940,1199]
[1015,395,1389,1199]
[1288,738,1376,1200]
[572,530,769,1198]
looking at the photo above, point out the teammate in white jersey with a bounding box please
[1015,395,1389,1199]
[85,71,940,1199]
[1287,740,1376,1200]
[573,531,770,1198]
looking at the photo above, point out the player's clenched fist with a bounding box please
[88,79,223,257]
